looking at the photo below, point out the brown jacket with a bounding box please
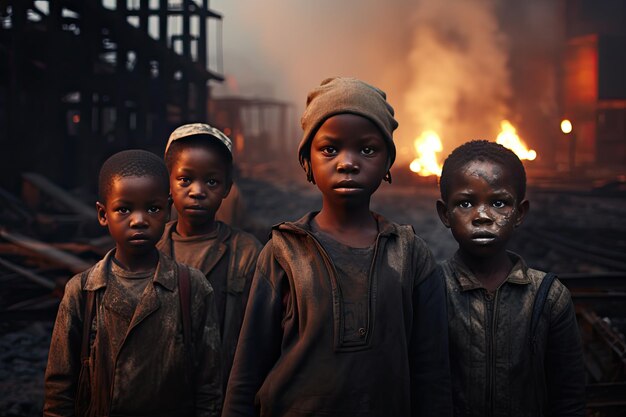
[157,221,262,389]
[44,250,222,417]
[442,252,585,417]
[223,212,452,417]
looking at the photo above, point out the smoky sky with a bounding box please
[212,0,561,164]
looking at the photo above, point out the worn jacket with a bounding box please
[44,250,222,417]
[441,252,586,417]
[157,220,262,389]
[222,212,452,417]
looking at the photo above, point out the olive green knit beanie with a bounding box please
[298,77,399,180]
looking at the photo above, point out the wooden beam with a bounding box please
[0,228,92,274]
[21,172,95,220]
[0,257,56,290]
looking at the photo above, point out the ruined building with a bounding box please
[0,0,224,192]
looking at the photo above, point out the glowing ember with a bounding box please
[409,131,443,177]
[496,120,537,161]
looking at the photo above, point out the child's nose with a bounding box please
[472,205,493,225]
[189,182,207,199]
[336,153,359,173]
[130,212,148,228]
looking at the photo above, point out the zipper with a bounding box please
[485,288,500,417]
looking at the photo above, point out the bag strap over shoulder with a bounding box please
[80,269,95,363]
[178,264,192,349]
[530,272,557,353]
[177,264,196,407]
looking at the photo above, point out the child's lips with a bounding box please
[184,205,209,212]
[128,233,150,244]
[471,231,496,244]
[333,180,362,192]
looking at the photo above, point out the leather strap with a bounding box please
[80,270,95,362]
[178,265,192,350]
[530,272,556,353]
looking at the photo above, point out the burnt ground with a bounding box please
[1,174,626,416]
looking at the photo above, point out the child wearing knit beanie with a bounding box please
[223,77,452,417]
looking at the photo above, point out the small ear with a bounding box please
[96,202,108,227]
[436,199,451,228]
[514,199,530,227]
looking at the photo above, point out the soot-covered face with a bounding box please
[437,159,528,259]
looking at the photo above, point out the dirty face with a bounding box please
[97,175,169,262]
[169,146,231,235]
[436,159,528,259]
[309,114,389,207]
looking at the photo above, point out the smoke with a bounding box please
[401,0,511,159]
[211,0,560,164]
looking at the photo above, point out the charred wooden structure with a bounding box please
[0,0,224,192]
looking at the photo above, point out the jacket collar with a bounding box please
[83,249,178,292]
[274,211,399,237]
[450,250,532,291]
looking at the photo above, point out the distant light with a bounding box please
[72,114,80,124]
[561,119,572,134]
[527,150,537,161]
[224,127,232,135]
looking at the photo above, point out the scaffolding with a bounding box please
[0,0,224,191]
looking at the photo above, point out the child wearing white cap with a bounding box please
[157,123,262,394]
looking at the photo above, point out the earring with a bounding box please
[384,171,392,183]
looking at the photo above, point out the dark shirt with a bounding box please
[172,227,226,331]
[312,228,374,346]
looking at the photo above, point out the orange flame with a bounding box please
[496,120,537,161]
[409,121,537,179]
[409,131,443,177]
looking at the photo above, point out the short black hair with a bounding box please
[164,135,233,182]
[439,140,526,201]
[98,149,169,202]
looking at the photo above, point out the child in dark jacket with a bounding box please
[222,77,452,417]
[435,140,586,417]
[44,150,222,417]
[157,123,262,391]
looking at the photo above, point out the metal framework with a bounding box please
[0,0,224,191]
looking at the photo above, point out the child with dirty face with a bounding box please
[44,150,222,417]
[222,77,452,417]
[157,124,262,392]
[436,140,586,417]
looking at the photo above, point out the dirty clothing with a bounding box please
[157,220,262,389]
[441,252,586,417]
[223,212,452,417]
[44,250,222,417]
